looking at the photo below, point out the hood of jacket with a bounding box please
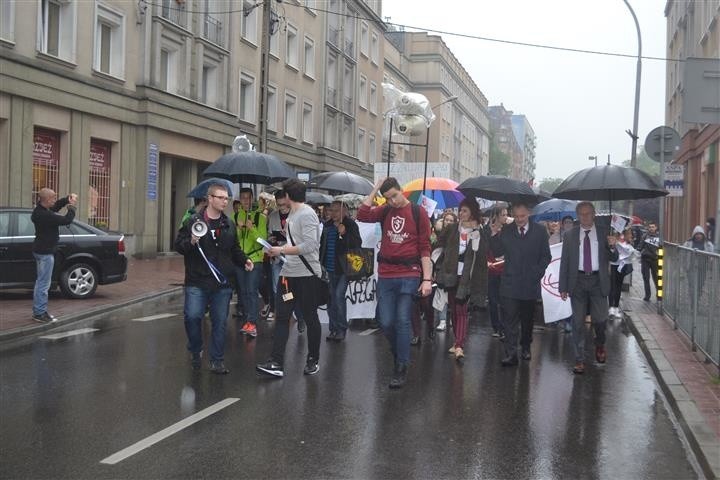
[692,225,705,238]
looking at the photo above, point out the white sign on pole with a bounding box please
[374,162,450,186]
[664,164,684,197]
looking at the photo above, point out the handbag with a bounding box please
[287,225,330,306]
[343,248,374,280]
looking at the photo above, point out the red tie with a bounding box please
[520,226,525,238]
[583,230,592,273]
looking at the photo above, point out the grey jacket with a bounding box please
[558,225,619,296]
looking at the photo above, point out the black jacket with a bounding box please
[174,210,248,290]
[640,233,660,261]
[31,197,76,254]
[319,216,362,273]
[489,221,551,300]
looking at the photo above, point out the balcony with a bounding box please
[161,0,186,26]
[204,15,223,46]
[326,87,337,107]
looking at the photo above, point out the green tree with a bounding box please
[489,135,511,176]
[622,147,660,179]
[538,177,564,194]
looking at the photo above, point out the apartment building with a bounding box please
[488,104,524,180]
[511,114,536,181]
[664,0,719,244]
[0,0,386,256]
[383,31,490,182]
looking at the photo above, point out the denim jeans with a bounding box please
[327,271,348,334]
[237,267,261,324]
[376,276,420,365]
[33,253,54,316]
[183,286,233,362]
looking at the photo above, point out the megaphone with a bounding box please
[191,220,209,237]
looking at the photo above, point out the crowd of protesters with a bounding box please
[168,176,706,389]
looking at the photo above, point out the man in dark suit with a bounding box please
[489,202,552,366]
[558,201,619,374]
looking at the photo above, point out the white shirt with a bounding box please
[577,224,599,272]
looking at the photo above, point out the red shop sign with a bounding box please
[33,130,60,167]
[90,141,111,172]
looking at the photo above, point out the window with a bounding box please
[286,24,298,69]
[204,0,223,46]
[201,64,218,105]
[267,85,277,131]
[1,1,15,42]
[94,4,125,78]
[241,0,256,44]
[89,140,112,228]
[302,102,313,144]
[341,117,353,154]
[368,133,376,164]
[344,13,355,58]
[284,92,297,138]
[32,129,60,205]
[325,110,338,149]
[359,75,367,109]
[326,52,338,107]
[360,22,368,57]
[342,64,354,112]
[303,36,315,78]
[370,31,379,65]
[239,72,256,123]
[357,128,366,161]
[38,0,76,61]
[369,81,377,114]
[161,0,186,26]
[159,45,179,93]
[269,23,279,57]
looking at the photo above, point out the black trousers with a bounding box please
[270,276,321,364]
[609,265,631,307]
[500,297,536,358]
[641,258,658,300]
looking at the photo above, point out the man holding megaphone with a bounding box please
[175,183,254,374]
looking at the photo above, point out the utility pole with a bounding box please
[257,0,273,153]
[623,0,642,217]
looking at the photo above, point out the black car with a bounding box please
[0,207,128,299]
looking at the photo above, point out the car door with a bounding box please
[12,211,38,283]
[0,211,12,285]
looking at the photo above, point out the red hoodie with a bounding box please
[357,203,431,278]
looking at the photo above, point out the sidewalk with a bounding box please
[621,273,720,479]
[0,255,185,340]
[1,255,718,477]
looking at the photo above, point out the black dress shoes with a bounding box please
[501,355,519,366]
[521,349,531,361]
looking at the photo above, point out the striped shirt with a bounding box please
[324,224,338,272]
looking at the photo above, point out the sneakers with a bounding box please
[261,304,271,317]
[389,363,407,389]
[448,346,457,354]
[573,362,585,374]
[410,336,421,346]
[454,347,464,360]
[491,330,501,338]
[297,318,306,333]
[303,357,320,375]
[266,311,275,320]
[595,345,607,364]
[190,351,202,370]
[32,312,56,323]
[241,322,257,338]
[256,360,284,378]
[209,360,229,374]
[436,320,447,331]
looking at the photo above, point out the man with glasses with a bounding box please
[175,184,254,374]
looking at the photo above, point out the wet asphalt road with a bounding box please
[0,304,701,480]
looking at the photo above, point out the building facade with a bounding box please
[664,0,719,244]
[488,104,524,180]
[511,114,536,181]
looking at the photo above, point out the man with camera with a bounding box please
[175,183,253,374]
[31,188,78,323]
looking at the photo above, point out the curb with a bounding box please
[0,287,184,343]
[624,310,720,480]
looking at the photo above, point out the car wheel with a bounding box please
[60,263,98,299]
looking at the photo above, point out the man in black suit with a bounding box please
[558,201,618,374]
[489,202,551,366]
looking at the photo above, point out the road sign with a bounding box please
[645,126,681,163]
[664,164,684,197]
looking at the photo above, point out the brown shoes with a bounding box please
[595,346,607,364]
[573,362,585,374]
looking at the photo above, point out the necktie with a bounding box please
[583,230,592,273]
[520,226,525,238]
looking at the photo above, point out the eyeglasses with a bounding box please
[209,194,229,201]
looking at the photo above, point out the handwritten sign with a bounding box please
[540,243,572,323]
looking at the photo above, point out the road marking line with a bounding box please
[100,398,239,465]
[359,328,380,336]
[39,328,99,340]
[131,313,177,322]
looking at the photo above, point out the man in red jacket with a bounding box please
[357,177,432,389]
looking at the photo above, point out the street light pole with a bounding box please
[623,0,642,216]
[588,155,598,167]
[422,95,459,193]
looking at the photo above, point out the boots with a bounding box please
[389,362,408,389]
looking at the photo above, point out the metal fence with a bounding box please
[662,242,720,370]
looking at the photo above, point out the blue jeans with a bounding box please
[327,271,348,334]
[183,286,233,362]
[33,253,54,316]
[376,276,419,365]
[237,267,261,324]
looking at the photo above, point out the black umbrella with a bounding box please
[552,164,667,202]
[457,175,539,205]
[202,151,294,185]
[305,191,334,205]
[307,171,374,195]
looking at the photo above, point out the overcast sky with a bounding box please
[382,0,668,182]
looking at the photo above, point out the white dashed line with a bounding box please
[39,328,100,340]
[131,313,177,322]
[358,328,380,336]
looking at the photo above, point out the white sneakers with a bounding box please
[608,307,623,319]
[436,320,447,331]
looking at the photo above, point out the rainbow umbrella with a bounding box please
[403,178,464,209]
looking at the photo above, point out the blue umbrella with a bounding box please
[187,178,235,199]
[530,198,579,222]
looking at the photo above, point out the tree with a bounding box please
[488,135,511,176]
[538,177,564,194]
[622,147,660,179]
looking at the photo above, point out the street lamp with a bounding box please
[589,155,598,167]
[623,0,642,216]
[421,95,459,193]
